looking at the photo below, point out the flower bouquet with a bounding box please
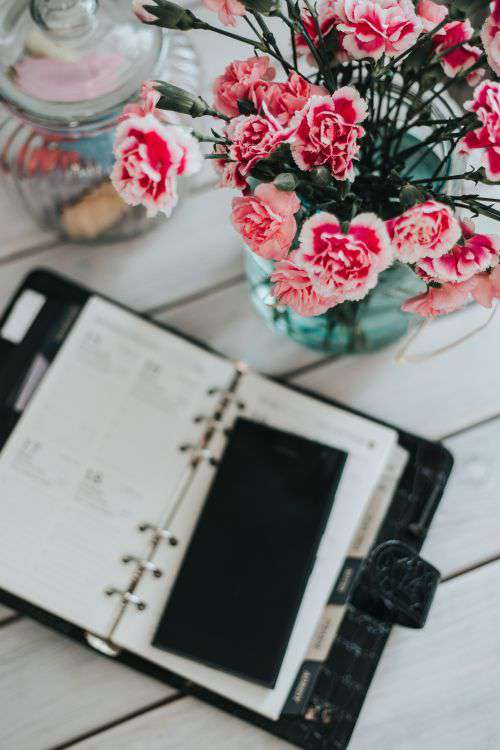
[114,0,500,353]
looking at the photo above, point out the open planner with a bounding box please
[0,270,454,750]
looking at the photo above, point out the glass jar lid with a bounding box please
[0,0,164,128]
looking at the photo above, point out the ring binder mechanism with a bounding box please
[105,588,147,610]
[85,365,247,656]
[179,444,219,466]
[122,556,163,577]
[138,523,178,546]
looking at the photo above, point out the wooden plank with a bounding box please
[0,618,175,750]
[70,561,500,750]
[69,695,292,750]
[291,303,500,440]
[157,280,324,375]
[0,187,242,317]
[427,416,500,578]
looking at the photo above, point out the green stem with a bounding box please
[251,12,294,76]
[302,0,336,91]
[278,10,324,74]
[285,0,298,70]
[402,57,485,128]
[198,20,267,51]
[409,169,482,184]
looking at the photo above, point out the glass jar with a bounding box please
[246,88,467,356]
[0,0,200,242]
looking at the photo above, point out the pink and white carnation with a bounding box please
[120,81,178,124]
[202,0,245,27]
[460,80,500,182]
[231,183,300,260]
[481,0,500,77]
[111,114,201,217]
[213,144,247,190]
[227,111,293,185]
[416,0,448,33]
[385,200,461,263]
[253,73,328,127]
[432,20,484,86]
[329,0,423,61]
[401,280,476,317]
[295,211,393,302]
[291,87,367,181]
[294,8,338,64]
[271,254,336,316]
[417,232,500,283]
[213,56,276,119]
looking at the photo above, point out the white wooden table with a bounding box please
[1,15,500,749]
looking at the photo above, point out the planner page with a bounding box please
[114,370,396,720]
[0,295,234,637]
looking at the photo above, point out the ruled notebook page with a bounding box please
[0,295,234,637]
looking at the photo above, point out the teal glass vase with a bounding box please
[245,93,466,356]
[246,253,424,354]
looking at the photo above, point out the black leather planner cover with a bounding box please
[153,417,347,687]
[0,269,454,750]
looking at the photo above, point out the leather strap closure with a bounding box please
[365,540,440,629]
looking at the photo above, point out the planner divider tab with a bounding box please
[84,362,247,657]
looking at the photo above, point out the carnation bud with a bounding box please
[240,0,280,14]
[399,183,427,209]
[154,83,211,117]
[274,173,298,191]
[132,0,157,23]
[138,0,199,30]
[310,166,331,187]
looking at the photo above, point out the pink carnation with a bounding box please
[416,0,448,33]
[291,88,367,181]
[202,0,245,27]
[271,255,336,316]
[295,211,393,302]
[213,56,276,119]
[401,280,476,317]
[482,0,500,77]
[471,266,500,308]
[459,80,500,182]
[231,183,300,260]
[254,73,328,127]
[227,112,292,186]
[385,200,461,263]
[432,20,484,86]
[418,233,500,283]
[330,0,423,61]
[111,114,201,217]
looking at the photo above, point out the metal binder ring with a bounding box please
[178,444,219,466]
[193,415,222,429]
[138,523,178,546]
[122,555,163,578]
[105,588,146,610]
[207,388,245,409]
